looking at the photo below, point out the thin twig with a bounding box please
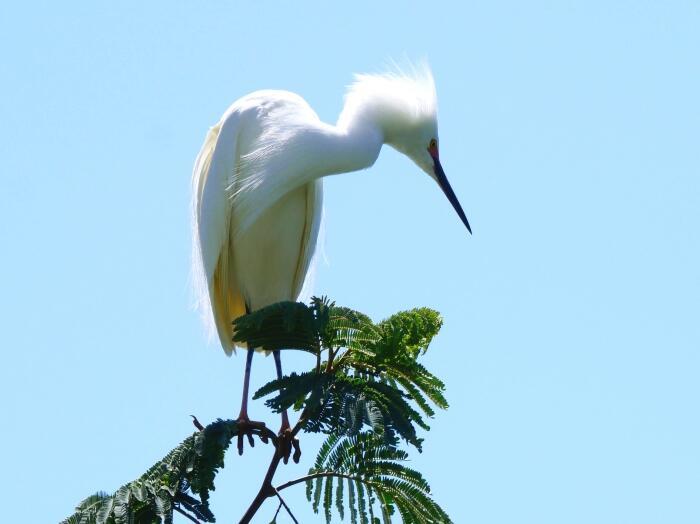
[273,487,299,524]
[325,348,335,373]
[174,505,201,524]
[272,502,283,522]
[277,471,358,492]
[190,415,205,431]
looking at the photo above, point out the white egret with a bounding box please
[192,64,470,449]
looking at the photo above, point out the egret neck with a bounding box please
[315,120,383,178]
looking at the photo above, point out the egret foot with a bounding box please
[272,353,301,463]
[235,415,269,455]
[277,426,301,464]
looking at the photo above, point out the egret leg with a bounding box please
[235,346,268,454]
[237,346,255,420]
[273,350,290,431]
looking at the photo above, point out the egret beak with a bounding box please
[433,156,472,234]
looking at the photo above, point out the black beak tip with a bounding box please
[433,157,472,236]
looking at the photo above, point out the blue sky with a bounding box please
[1,1,698,522]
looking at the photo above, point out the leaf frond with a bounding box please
[302,433,452,524]
[62,420,241,524]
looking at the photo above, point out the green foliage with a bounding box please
[65,297,452,524]
[233,301,320,354]
[304,432,452,524]
[61,420,240,524]
[250,298,446,451]
[244,297,452,522]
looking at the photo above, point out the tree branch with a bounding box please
[325,348,335,373]
[238,445,284,523]
[238,392,319,522]
[174,505,201,524]
[273,487,299,524]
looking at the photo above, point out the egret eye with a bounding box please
[429,138,437,150]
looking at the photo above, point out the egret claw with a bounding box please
[292,437,302,464]
[235,416,269,455]
[277,427,298,465]
[237,433,245,456]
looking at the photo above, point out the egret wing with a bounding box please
[192,113,246,354]
[292,179,323,300]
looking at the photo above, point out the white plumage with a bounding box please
[192,91,324,354]
[192,63,470,358]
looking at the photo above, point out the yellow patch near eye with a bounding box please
[428,139,438,155]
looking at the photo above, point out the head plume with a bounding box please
[338,61,438,145]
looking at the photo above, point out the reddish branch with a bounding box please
[237,411,309,523]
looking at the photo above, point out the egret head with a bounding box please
[340,64,472,234]
[403,134,472,235]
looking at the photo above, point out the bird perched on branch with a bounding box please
[192,63,470,450]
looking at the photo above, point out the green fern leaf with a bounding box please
[324,475,334,524]
[299,433,452,523]
[336,475,345,520]
[233,301,319,353]
[348,480,358,524]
